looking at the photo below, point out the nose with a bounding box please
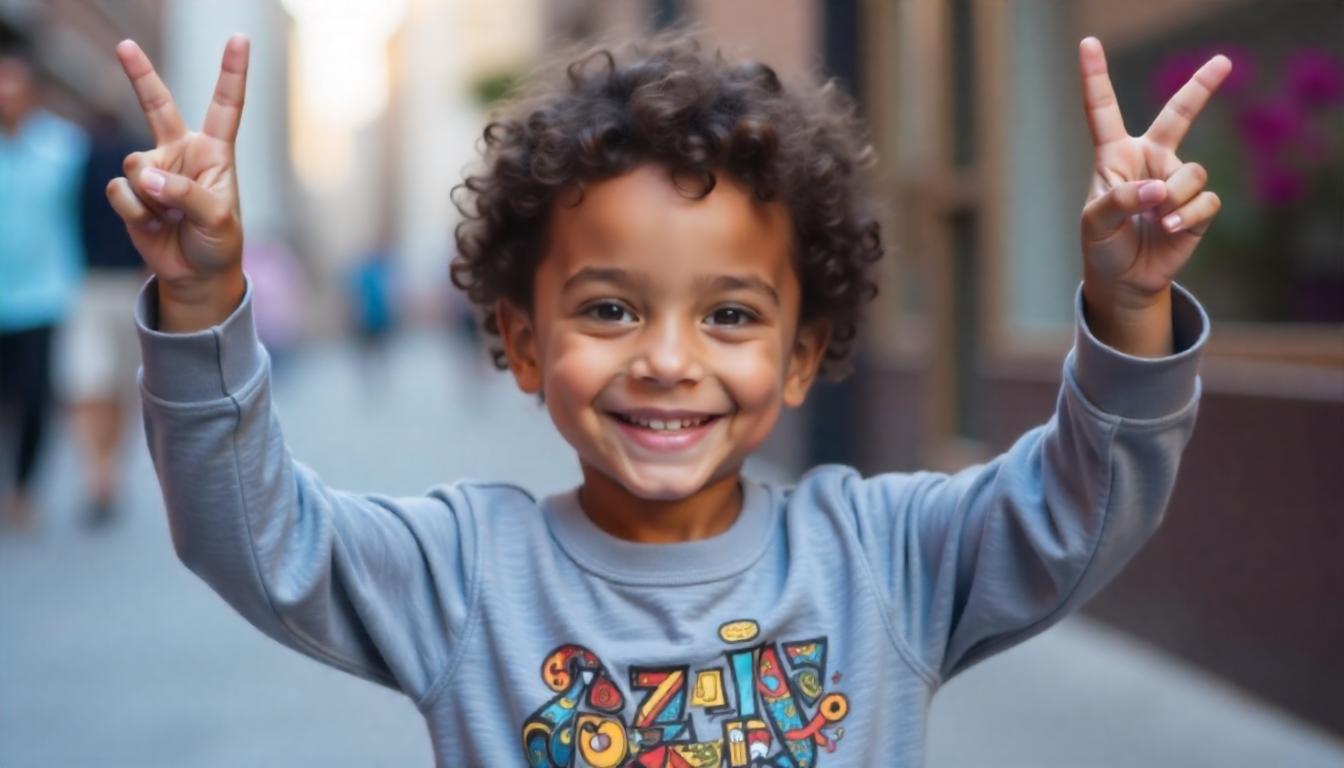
[629,316,704,386]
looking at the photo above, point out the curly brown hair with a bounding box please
[451,29,882,378]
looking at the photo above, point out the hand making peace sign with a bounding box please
[1078,36,1232,309]
[107,36,250,329]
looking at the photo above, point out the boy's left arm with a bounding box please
[837,277,1207,685]
[833,38,1232,684]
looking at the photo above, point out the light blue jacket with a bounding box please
[0,110,88,331]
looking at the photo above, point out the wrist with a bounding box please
[1081,277,1174,358]
[1082,267,1170,311]
[156,269,246,333]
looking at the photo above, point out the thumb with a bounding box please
[1082,179,1166,241]
[136,167,234,231]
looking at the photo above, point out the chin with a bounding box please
[618,465,716,502]
[621,478,703,502]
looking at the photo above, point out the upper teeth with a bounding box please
[625,415,711,430]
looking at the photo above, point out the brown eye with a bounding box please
[706,306,755,327]
[585,301,635,323]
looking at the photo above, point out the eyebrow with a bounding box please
[697,274,780,308]
[561,267,638,294]
[561,267,780,307]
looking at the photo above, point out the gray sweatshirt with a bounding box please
[136,278,1207,767]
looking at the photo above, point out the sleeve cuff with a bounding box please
[1067,280,1209,420]
[135,275,266,403]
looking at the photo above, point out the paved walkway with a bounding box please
[3,330,1341,766]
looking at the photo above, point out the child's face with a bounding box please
[498,164,829,501]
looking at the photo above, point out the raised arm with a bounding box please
[113,38,477,704]
[839,38,1226,684]
[842,281,1206,683]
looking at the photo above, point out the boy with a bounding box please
[110,30,1226,767]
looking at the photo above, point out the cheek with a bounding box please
[541,335,616,420]
[715,340,787,415]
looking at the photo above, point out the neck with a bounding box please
[577,466,743,544]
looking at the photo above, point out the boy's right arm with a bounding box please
[136,277,478,703]
[112,37,477,705]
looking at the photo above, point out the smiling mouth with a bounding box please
[608,412,724,432]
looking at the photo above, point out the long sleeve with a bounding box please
[135,276,479,706]
[840,280,1208,685]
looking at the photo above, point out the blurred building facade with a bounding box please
[0,0,165,129]
[858,0,1343,737]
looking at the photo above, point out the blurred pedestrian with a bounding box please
[241,238,305,369]
[348,245,396,390]
[58,113,147,527]
[0,35,89,530]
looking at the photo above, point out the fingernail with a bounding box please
[140,168,165,195]
[165,208,184,223]
[144,218,163,233]
[1138,181,1165,205]
[1163,213,1183,232]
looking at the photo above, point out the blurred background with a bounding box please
[0,0,1340,765]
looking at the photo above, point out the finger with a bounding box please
[106,177,164,234]
[121,150,158,184]
[115,40,187,144]
[1082,179,1167,241]
[122,151,176,215]
[136,168,232,230]
[1156,162,1208,217]
[1161,190,1221,235]
[202,35,250,143]
[1078,37,1128,148]
[1145,54,1232,151]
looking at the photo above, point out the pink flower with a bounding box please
[1286,49,1344,108]
[1237,101,1305,156]
[1150,52,1204,105]
[1250,160,1306,207]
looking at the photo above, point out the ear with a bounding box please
[783,320,831,407]
[496,300,543,395]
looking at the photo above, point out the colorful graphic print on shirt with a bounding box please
[521,619,850,767]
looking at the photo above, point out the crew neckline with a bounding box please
[541,476,777,586]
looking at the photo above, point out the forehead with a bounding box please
[542,164,795,286]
